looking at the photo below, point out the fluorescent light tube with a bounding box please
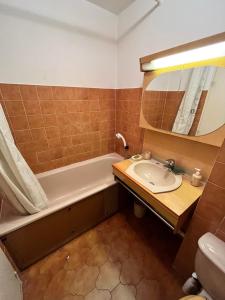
[142,41,225,71]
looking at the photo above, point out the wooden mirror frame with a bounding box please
[139,32,225,147]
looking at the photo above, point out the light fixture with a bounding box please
[142,41,225,71]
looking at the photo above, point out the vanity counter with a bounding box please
[113,159,204,233]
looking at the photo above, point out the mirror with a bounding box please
[142,66,225,136]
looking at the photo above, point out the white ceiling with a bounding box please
[86,0,135,14]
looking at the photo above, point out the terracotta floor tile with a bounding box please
[68,265,99,296]
[109,237,130,262]
[136,279,161,300]
[23,272,51,300]
[96,261,121,291]
[120,255,144,285]
[44,269,76,300]
[22,212,183,300]
[111,284,136,300]
[39,248,69,276]
[86,243,110,266]
[62,295,84,300]
[85,288,111,300]
[64,247,90,271]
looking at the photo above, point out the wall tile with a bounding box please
[23,101,41,115]
[43,114,57,127]
[10,116,29,130]
[174,138,225,278]
[45,126,60,139]
[116,88,143,157]
[40,101,56,114]
[20,85,38,100]
[209,162,225,187]
[195,182,225,227]
[13,130,32,144]
[0,84,21,100]
[31,128,47,141]
[37,86,54,100]
[27,115,44,128]
[217,140,225,163]
[1,84,144,173]
[5,101,25,116]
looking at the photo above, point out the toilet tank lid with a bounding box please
[198,232,225,273]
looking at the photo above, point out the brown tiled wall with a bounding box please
[143,90,207,135]
[0,84,115,173]
[115,88,144,157]
[174,139,225,278]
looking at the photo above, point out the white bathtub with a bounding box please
[0,153,122,236]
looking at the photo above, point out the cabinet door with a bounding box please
[68,192,105,235]
[0,247,22,300]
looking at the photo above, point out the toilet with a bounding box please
[180,232,225,300]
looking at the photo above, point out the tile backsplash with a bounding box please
[0,84,115,173]
[115,88,144,157]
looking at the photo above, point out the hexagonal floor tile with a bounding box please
[85,288,111,300]
[86,243,110,266]
[111,284,136,300]
[68,265,99,296]
[136,279,161,300]
[120,256,144,285]
[44,269,76,300]
[96,261,121,291]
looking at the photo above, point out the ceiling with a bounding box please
[86,0,135,14]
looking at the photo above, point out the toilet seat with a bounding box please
[179,296,206,300]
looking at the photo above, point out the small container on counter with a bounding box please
[142,151,151,160]
[191,168,202,187]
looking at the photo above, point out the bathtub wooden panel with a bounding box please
[1,186,118,270]
[2,207,71,270]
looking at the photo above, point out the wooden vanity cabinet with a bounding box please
[113,160,203,233]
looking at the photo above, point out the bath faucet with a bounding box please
[115,133,129,149]
[164,159,175,171]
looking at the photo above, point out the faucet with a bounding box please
[164,159,176,171]
[115,133,129,149]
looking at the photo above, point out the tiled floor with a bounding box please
[22,211,184,300]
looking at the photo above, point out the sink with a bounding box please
[126,159,182,193]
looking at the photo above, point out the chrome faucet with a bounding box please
[164,159,176,171]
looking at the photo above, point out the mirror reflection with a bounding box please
[142,66,225,136]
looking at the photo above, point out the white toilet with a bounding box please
[180,232,225,300]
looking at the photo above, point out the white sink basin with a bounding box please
[126,159,182,193]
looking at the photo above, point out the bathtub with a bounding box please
[0,153,122,237]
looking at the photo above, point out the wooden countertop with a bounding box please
[113,159,204,217]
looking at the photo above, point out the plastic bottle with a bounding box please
[191,168,202,187]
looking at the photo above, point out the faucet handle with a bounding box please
[165,159,175,168]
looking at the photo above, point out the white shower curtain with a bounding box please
[172,66,215,135]
[0,105,48,214]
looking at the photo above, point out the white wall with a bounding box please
[1,0,225,89]
[0,0,117,88]
[118,0,225,88]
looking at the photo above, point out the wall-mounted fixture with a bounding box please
[142,41,225,71]
[115,133,129,149]
[140,32,225,72]
[139,32,225,147]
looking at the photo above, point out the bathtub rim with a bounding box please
[0,152,123,237]
[36,152,123,179]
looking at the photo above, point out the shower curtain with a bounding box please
[172,66,215,135]
[0,105,48,214]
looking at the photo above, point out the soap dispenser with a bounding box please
[191,168,202,187]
